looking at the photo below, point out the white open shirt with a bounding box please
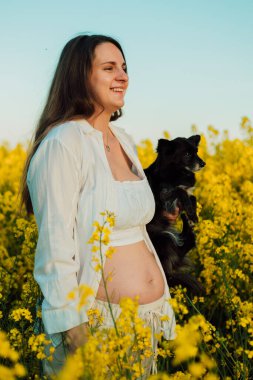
[27,119,176,341]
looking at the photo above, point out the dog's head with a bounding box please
[156,135,205,172]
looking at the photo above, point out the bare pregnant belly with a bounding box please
[95,240,165,304]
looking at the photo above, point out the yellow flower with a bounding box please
[204,375,220,380]
[9,308,33,323]
[160,315,170,322]
[188,361,206,377]
[105,246,115,258]
[67,290,76,300]
[87,231,100,244]
[13,363,27,377]
[163,130,170,139]
[106,215,115,227]
[91,245,99,252]
[94,263,102,272]
[77,284,94,312]
[0,331,19,361]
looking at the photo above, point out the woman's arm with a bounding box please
[64,322,89,353]
[27,137,89,334]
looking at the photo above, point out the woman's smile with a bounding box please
[110,87,126,96]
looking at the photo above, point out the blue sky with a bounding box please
[0,0,252,148]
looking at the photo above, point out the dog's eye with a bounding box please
[185,152,191,157]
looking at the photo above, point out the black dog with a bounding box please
[144,135,206,294]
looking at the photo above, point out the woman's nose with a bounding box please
[116,67,128,81]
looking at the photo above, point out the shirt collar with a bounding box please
[74,119,97,135]
[75,118,126,138]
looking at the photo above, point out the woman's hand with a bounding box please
[163,206,180,223]
[64,322,89,354]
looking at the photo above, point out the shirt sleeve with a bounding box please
[27,137,89,334]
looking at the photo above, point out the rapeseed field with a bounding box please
[0,116,252,379]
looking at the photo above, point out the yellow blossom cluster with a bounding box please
[88,211,116,272]
[191,118,253,371]
[171,315,216,365]
[0,331,26,379]
[67,284,94,312]
[169,286,189,320]
[28,333,55,361]
[7,328,22,349]
[9,308,33,323]
[55,296,157,380]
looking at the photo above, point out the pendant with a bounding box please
[105,144,110,152]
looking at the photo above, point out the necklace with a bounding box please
[105,127,110,152]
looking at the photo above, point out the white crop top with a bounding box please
[109,167,156,246]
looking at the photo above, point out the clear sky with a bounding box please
[0,0,252,148]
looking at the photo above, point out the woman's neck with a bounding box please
[86,111,112,134]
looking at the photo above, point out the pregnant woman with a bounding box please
[20,34,177,378]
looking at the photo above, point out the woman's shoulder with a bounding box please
[40,120,91,161]
[45,120,82,145]
[28,120,91,181]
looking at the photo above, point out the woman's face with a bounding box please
[89,42,129,115]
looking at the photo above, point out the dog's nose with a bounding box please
[200,161,206,167]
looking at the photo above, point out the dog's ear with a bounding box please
[156,138,174,153]
[188,135,201,147]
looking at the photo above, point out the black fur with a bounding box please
[144,135,206,295]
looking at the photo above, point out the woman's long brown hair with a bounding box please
[18,34,127,216]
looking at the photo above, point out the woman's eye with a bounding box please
[104,67,127,73]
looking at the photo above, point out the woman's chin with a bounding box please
[110,102,124,113]
[117,99,125,108]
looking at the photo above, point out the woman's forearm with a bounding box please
[64,321,89,354]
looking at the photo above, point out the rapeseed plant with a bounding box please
[56,211,159,379]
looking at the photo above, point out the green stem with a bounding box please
[98,218,131,378]
[98,221,119,337]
